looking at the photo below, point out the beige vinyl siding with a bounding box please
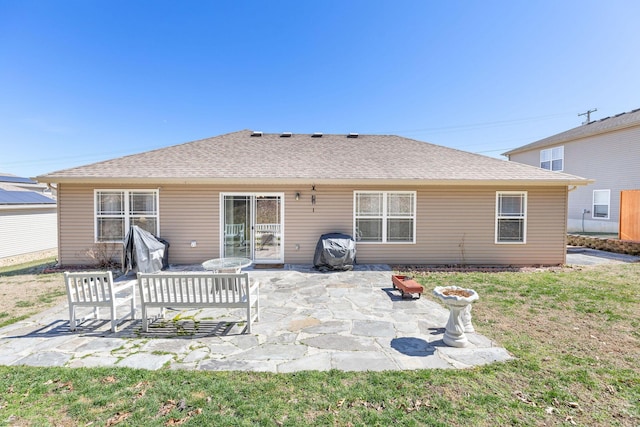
[56,183,568,266]
[160,184,352,264]
[354,186,566,265]
[0,207,57,260]
[509,124,640,233]
[286,185,353,262]
[158,186,220,264]
[156,185,350,264]
[286,185,564,265]
[58,184,113,265]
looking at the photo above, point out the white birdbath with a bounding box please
[433,286,479,348]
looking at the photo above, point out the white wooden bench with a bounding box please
[136,272,259,333]
[64,271,136,332]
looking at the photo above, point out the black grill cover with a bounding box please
[123,225,169,273]
[313,233,356,271]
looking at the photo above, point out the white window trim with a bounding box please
[353,190,416,244]
[495,191,527,244]
[219,192,285,262]
[540,146,564,171]
[592,189,610,220]
[94,189,160,243]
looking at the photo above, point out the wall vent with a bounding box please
[281,132,293,137]
[251,131,263,137]
[347,133,359,138]
[312,132,323,138]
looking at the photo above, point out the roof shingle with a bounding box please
[37,130,590,186]
[503,108,640,156]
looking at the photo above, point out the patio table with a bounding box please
[202,257,252,273]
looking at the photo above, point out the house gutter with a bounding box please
[35,176,594,187]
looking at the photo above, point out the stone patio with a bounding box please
[0,264,512,372]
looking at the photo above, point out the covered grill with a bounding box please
[123,225,170,273]
[313,232,356,271]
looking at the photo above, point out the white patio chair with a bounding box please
[64,271,136,332]
[225,223,245,246]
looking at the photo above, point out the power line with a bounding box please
[377,111,574,136]
[578,108,597,124]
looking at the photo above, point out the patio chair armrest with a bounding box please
[249,279,260,295]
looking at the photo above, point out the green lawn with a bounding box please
[0,263,639,426]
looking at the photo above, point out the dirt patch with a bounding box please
[0,271,67,324]
[392,264,568,273]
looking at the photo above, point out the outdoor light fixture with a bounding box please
[295,192,300,201]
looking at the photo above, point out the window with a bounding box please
[592,190,610,219]
[354,191,415,243]
[496,191,527,244]
[95,190,159,242]
[540,146,564,171]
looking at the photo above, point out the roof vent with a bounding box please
[251,131,263,137]
[281,132,293,137]
[312,132,323,138]
[347,133,359,138]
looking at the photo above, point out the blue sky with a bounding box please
[1,1,639,178]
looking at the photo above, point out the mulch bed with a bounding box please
[391,264,567,273]
[44,263,565,274]
[43,265,92,273]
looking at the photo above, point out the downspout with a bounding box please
[568,185,590,233]
[48,183,61,266]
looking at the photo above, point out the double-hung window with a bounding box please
[592,190,610,219]
[95,190,159,242]
[495,191,527,244]
[354,191,415,243]
[540,146,564,171]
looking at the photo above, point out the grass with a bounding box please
[0,257,63,328]
[0,263,639,425]
[0,256,57,276]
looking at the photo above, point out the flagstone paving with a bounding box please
[0,265,513,372]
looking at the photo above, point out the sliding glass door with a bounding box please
[221,193,283,263]
[222,195,250,258]
[254,195,282,262]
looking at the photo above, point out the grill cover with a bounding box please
[123,225,170,273]
[313,232,356,271]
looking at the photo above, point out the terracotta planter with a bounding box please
[391,275,423,299]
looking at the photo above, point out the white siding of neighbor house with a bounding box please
[56,183,568,267]
[0,207,58,259]
[508,124,640,233]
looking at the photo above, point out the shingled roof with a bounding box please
[503,108,640,156]
[37,130,590,186]
[0,189,56,205]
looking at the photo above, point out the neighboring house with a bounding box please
[36,130,591,267]
[503,108,640,234]
[0,173,58,262]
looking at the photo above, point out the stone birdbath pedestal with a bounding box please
[433,286,479,348]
